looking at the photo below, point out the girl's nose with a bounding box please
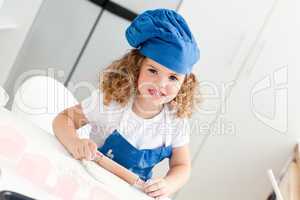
[159,87,167,95]
[157,76,168,92]
[158,77,167,88]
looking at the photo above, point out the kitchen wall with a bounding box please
[176,0,297,199]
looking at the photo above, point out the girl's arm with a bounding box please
[52,104,87,147]
[52,104,97,160]
[143,144,191,198]
[165,144,192,193]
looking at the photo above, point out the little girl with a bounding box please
[53,8,200,199]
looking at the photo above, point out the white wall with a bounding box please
[176,0,298,199]
[0,0,44,85]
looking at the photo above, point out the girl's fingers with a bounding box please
[145,184,160,193]
[83,143,92,160]
[73,146,81,160]
[78,143,85,159]
[144,179,163,192]
[144,178,161,188]
[70,139,98,160]
[70,150,77,159]
[148,189,164,198]
[88,141,97,159]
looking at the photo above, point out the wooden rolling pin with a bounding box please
[93,151,145,188]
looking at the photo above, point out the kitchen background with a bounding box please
[0,0,296,199]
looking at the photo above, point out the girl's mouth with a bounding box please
[148,88,165,97]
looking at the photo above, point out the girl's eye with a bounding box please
[169,75,178,81]
[148,69,157,74]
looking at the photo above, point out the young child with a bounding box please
[53,8,200,199]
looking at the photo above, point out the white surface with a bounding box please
[0,167,57,200]
[81,159,130,187]
[0,107,155,200]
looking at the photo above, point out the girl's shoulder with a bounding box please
[165,104,188,124]
[84,89,125,110]
[164,105,190,133]
[163,105,191,148]
[80,89,126,123]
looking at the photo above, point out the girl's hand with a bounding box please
[143,178,172,199]
[67,138,98,160]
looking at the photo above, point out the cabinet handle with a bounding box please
[88,0,138,21]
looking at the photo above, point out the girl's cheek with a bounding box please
[166,87,178,98]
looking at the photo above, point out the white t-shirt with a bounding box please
[80,89,190,150]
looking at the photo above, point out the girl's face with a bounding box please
[137,57,185,105]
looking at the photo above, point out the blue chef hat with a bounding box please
[125,9,200,75]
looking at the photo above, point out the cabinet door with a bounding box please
[68,0,181,101]
[4,0,101,106]
[0,0,43,85]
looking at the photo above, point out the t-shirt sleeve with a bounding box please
[81,89,125,123]
[80,89,104,123]
[80,89,124,147]
[171,118,190,148]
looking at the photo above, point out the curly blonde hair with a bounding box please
[99,49,201,118]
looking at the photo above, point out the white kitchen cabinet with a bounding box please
[0,17,16,30]
[0,0,43,86]
[3,0,100,109]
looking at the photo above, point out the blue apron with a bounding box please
[97,99,172,181]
